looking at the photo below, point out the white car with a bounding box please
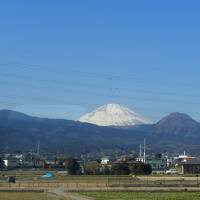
[166,169,178,175]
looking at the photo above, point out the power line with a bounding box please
[0,92,200,121]
[1,70,200,99]
[1,79,200,111]
[1,61,200,120]
[1,61,200,88]
[1,72,200,119]
[2,78,200,106]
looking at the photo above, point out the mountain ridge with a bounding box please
[0,109,200,155]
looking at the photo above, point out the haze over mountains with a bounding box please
[0,106,200,155]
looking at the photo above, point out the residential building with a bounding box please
[178,158,200,174]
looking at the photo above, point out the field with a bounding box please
[1,170,200,189]
[0,192,64,200]
[2,170,200,200]
[78,192,200,200]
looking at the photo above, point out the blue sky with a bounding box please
[1,1,200,122]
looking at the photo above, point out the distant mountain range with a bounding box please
[0,109,200,156]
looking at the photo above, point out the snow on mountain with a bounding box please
[79,103,149,126]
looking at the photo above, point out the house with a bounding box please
[178,158,200,174]
[174,151,194,163]
[148,159,167,171]
[136,156,145,163]
[101,157,109,165]
[3,158,21,169]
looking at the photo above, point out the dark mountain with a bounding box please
[0,110,146,155]
[0,110,32,120]
[0,110,200,155]
[154,112,200,136]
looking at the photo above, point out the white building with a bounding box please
[101,157,109,165]
[3,158,20,168]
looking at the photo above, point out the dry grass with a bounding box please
[0,192,64,200]
[78,192,200,200]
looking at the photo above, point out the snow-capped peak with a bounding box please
[79,103,149,126]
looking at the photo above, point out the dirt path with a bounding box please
[48,188,92,200]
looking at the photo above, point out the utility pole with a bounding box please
[143,138,146,163]
[30,149,33,165]
[139,144,142,157]
[36,140,40,155]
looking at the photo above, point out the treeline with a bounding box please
[65,158,152,176]
[0,156,152,176]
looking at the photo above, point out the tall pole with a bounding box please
[37,140,40,155]
[143,138,146,163]
[139,144,142,157]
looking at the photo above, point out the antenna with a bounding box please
[36,140,40,155]
[30,149,33,164]
[143,138,146,163]
[139,144,142,157]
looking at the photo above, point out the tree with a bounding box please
[129,162,152,175]
[0,158,5,169]
[65,158,81,175]
[111,163,130,175]
[101,165,110,175]
[143,163,152,175]
[84,161,101,175]
[155,153,162,159]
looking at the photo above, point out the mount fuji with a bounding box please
[79,103,149,126]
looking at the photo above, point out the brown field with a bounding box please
[0,192,64,200]
[78,191,200,200]
[1,170,200,190]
